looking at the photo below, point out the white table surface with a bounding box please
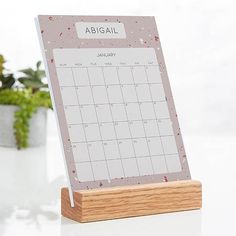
[0,112,236,236]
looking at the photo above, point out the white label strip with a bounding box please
[75,22,126,39]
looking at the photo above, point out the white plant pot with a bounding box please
[0,105,47,148]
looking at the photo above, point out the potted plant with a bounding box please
[0,55,64,213]
[0,54,52,149]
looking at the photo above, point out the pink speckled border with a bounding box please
[37,15,191,191]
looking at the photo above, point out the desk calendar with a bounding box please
[36,17,200,222]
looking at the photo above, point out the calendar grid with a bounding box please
[70,68,95,181]
[64,64,179,177]
[55,48,183,184]
[62,64,180,179]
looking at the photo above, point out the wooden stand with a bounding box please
[61,180,202,223]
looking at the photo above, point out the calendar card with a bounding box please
[36,15,191,192]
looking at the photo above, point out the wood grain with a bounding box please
[61,180,202,223]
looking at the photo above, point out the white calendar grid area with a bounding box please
[54,49,182,182]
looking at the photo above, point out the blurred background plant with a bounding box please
[0,54,52,149]
[0,55,15,89]
[18,61,48,93]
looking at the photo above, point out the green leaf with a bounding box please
[18,78,44,89]
[36,61,41,69]
[0,55,5,76]
[0,74,15,89]
[18,61,46,92]
[0,55,15,89]
[35,69,46,79]
[19,68,35,77]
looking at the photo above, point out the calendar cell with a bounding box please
[68,124,85,142]
[76,162,94,182]
[107,160,124,179]
[122,85,138,103]
[154,101,170,119]
[132,66,148,84]
[77,86,93,105]
[72,143,90,162]
[147,137,163,156]
[73,68,90,86]
[129,121,145,138]
[143,120,160,137]
[140,102,156,119]
[161,136,178,154]
[92,86,109,104]
[150,83,165,101]
[100,123,116,140]
[107,85,123,103]
[137,157,153,175]
[103,67,119,85]
[136,84,152,102]
[103,140,120,160]
[84,124,101,141]
[158,119,174,136]
[111,104,127,121]
[88,141,105,161]
[122,158,139,177]
[126,103,142,121]
[133,138,149,157]
[96,104,113,123]
[80,105,97,123]
[64,105,82,124]
[117,67,133,84]
[92,161,109,180]
[151,155,168,174]
[118,139,135,158]
[146,66,162,83]
[115,122,131,139]
[165,154,182,172]
[88,67,105,85]
[56,68,74,86]
[61,87,78,105]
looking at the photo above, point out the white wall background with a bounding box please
[1,0,235,136]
